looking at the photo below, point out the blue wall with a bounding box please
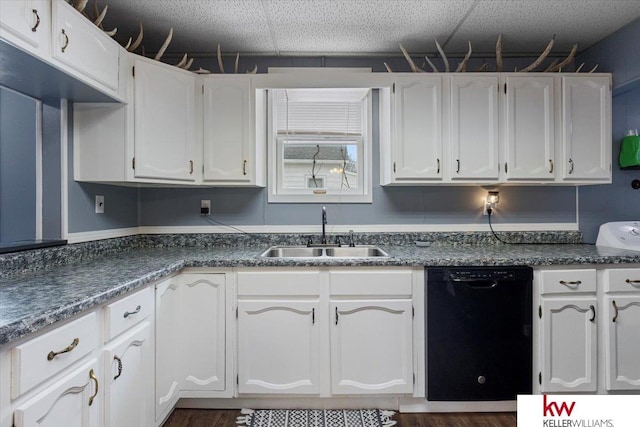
[139,57,577,228]
[577,18,640,243]
[0,86,37,243]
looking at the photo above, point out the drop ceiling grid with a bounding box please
[447,0,640,54]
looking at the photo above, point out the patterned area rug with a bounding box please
[236,409,396,427]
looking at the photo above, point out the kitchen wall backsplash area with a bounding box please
[59,18,638,240]
[577,18,640,243]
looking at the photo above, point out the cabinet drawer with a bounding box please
[604,268,640,293]
[237,270,320,296]
[12,311,99,398]
[330,269,412,296]
[540,269,596,294]
[104,286,153,341]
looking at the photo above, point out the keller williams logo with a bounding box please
[543,395,577,417]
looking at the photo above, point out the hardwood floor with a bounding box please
[163,409,517,427]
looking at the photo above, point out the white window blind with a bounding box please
[275,88,366,136]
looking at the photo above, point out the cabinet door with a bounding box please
[14,360,100,427]
[331,299,413,394]
[540,298,597,392]
[561,76,611,181]
[51,0,119,91]
[392,76,442,180]
[180,274,226,392]
[203,76,254,183]
[450,76,499,180]
[238,300,319,394]
[605,296,640,390]
[104,322,152,427]
[155,278,181,421]
[503,76,555,180]
[0,0,50,56]
[134,59,196,182]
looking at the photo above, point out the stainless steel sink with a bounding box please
[325,246,389,257]
[260,246,323,258]
[260,245,388,258]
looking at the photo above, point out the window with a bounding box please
[268,88,372,203]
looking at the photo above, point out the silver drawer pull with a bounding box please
[626,279,640,285]
[123,305,141,318]
[559,280,582,286]
[61,29,69,53]
[47,338,79,361]
[31,9,40,32]
[612,300,619,323]
[589,305,596,322]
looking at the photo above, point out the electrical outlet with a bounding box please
[95,195,104,214]
[201,199,211,215]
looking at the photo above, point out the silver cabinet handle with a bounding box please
[612,300,619,323]
[549,159,554,173]
[243,160,247,176]
[47,338,79,360]
[113,355,123,380]
[61,29,69,53]
[456,159,460,173]
[626,279,640,285]
[568,158,574,174]
[589,305,596,322]
[123,305,141,318]
[311,308,315,324]
[335,307,339,325]
[31,9,40,32]
[436,158,440,174]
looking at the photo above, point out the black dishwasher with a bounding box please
[426,267,532,401]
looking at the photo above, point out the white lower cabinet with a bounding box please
[13,359,101,427]
[536,265,640,395]
[236,268,417,397]
[238,300,320,394]
[103,322,152,427]
[603,268,640,391]
[331,299,413,394]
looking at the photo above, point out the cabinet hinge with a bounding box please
[504,162,508,174]
[236,374,239,385]
[132,157,135,170]
[132,66,135,78]
[504,83,507,94]
[413,373,415,385]
[412,305,415,318]
[393,162,396,173]
[202,164,205,174]
[392,83,395,94]
[202,85,204,94]
[236,307,238,319]
[538,305,542,319]
[538,371,542,385]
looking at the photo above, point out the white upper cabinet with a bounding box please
[0,0,50,57]
[450,75,500,180]
[561,76,611,182]
[502,76,556,180]
[50,0,120,94]
[203,75,262,185]
[133,57,197,182]
[389,75,443,182]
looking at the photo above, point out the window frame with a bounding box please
[267,89,373,203]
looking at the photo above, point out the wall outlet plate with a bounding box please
[201,199,211,215]
[95,195,104,214]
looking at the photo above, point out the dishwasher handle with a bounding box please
[450,278,499,289]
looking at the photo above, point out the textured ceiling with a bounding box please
[98,0,640,57]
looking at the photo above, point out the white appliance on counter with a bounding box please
[596,221,640,251]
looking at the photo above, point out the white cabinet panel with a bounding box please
[605,296,640,390]
[14,359,100,427]
[561,76,611,181]
[0,0,50,56]
[238,300,320,394]
[331,299,413,394]
[180,274,226,392]
[540,298,597,392]
[450,76,499,180]
[503,76,555,180]
[51,0,119,92]
[203,75,257,184]
[155,278,181,421]
[133,58,196,182]
[391,76,443,181]
[104,322,152,427]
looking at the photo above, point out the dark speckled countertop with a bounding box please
[2,235,640,346]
